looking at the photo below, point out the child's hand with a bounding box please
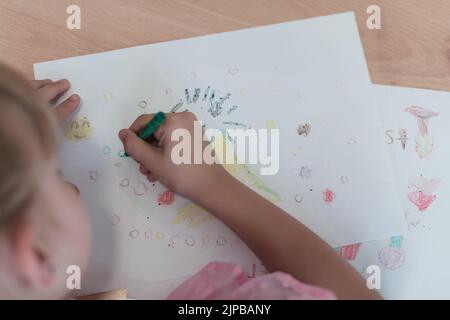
[32,79,80,124]
[119,112,229,200]
[31,79,82,194]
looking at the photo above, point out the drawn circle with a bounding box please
[88,170,99,181]
[347,138,357,145]
[64,116,93,141]
[102,146,111,155]
[165,88,172,95]
[111,214,120,226]
[129,229,139,239]
[138,100,148,109]
[185,236,196,246]
[239,88,247,96]
[202,235,210,245]
[299,166,312,179]
[133,182,148,196]
[321,160,331,170]
[378,247,405,270]
[115,162,121,168]
[144,228,153,239]
[171,234,180,243]
[119,178,130,188]
[216,236,227,246]
[294,194,304,203]
[228,68,239,75]
[104,91,113,100]
[341,176,349,184]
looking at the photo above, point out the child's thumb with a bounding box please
[119,129,161,170]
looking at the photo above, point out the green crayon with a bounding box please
[124,111,166,157]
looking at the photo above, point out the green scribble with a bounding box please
[389,235,403,249]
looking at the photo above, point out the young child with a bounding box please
[0,62,380,300]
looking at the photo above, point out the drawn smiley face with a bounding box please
[64,116,93,141]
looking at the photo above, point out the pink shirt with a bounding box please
[167,261,336,300]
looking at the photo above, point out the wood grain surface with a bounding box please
[1,1,449,90]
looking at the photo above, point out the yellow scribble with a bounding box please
[132,199,144,211]
[212,135,282,203]
[266,81,280,92]
[64,116,93,142]
[416,134,433,158]
[164,69,174,78]
[104,91,113,100]
[239,88,248,96]
[266,120,279,130]
[320,159,331,170]
[317,117,329,128]
[291,146,303,157]
[171,203,214,228]
[155,231,165,240]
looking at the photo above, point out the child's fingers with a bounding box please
[129,114,154,132]
[38,79,71,102]
[119,129,163,171]
[31,79,52,89]
[140,165,157,184]
[55,94,80,124]
[139,164,149,176]
[147,173,157,183]
[129,113,165,140]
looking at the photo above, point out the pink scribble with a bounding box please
[407,177,441,212]
[411,176,442,194]
[405,106,438,158]
[405,106,439,135]
[405,212,421,230]
[408,191,436,212]
[378,247,405,270]
[323,189,335,204]
[158,190,175,205]
[339,243,362,261]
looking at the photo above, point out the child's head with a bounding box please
[0,63,91,299]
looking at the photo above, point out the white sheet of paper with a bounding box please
[342,85,450,299]
[33,12,405,295]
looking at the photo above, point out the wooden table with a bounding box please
[1,0,450,91]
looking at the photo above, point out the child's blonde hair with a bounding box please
[0,62,57,230]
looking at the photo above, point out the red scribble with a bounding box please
[158,190,175,205]
[323,189,335,204]
[408,191,436,212]
[339,243,362,261]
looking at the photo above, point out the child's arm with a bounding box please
[191,171,380,299]
[119,112,381,300]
